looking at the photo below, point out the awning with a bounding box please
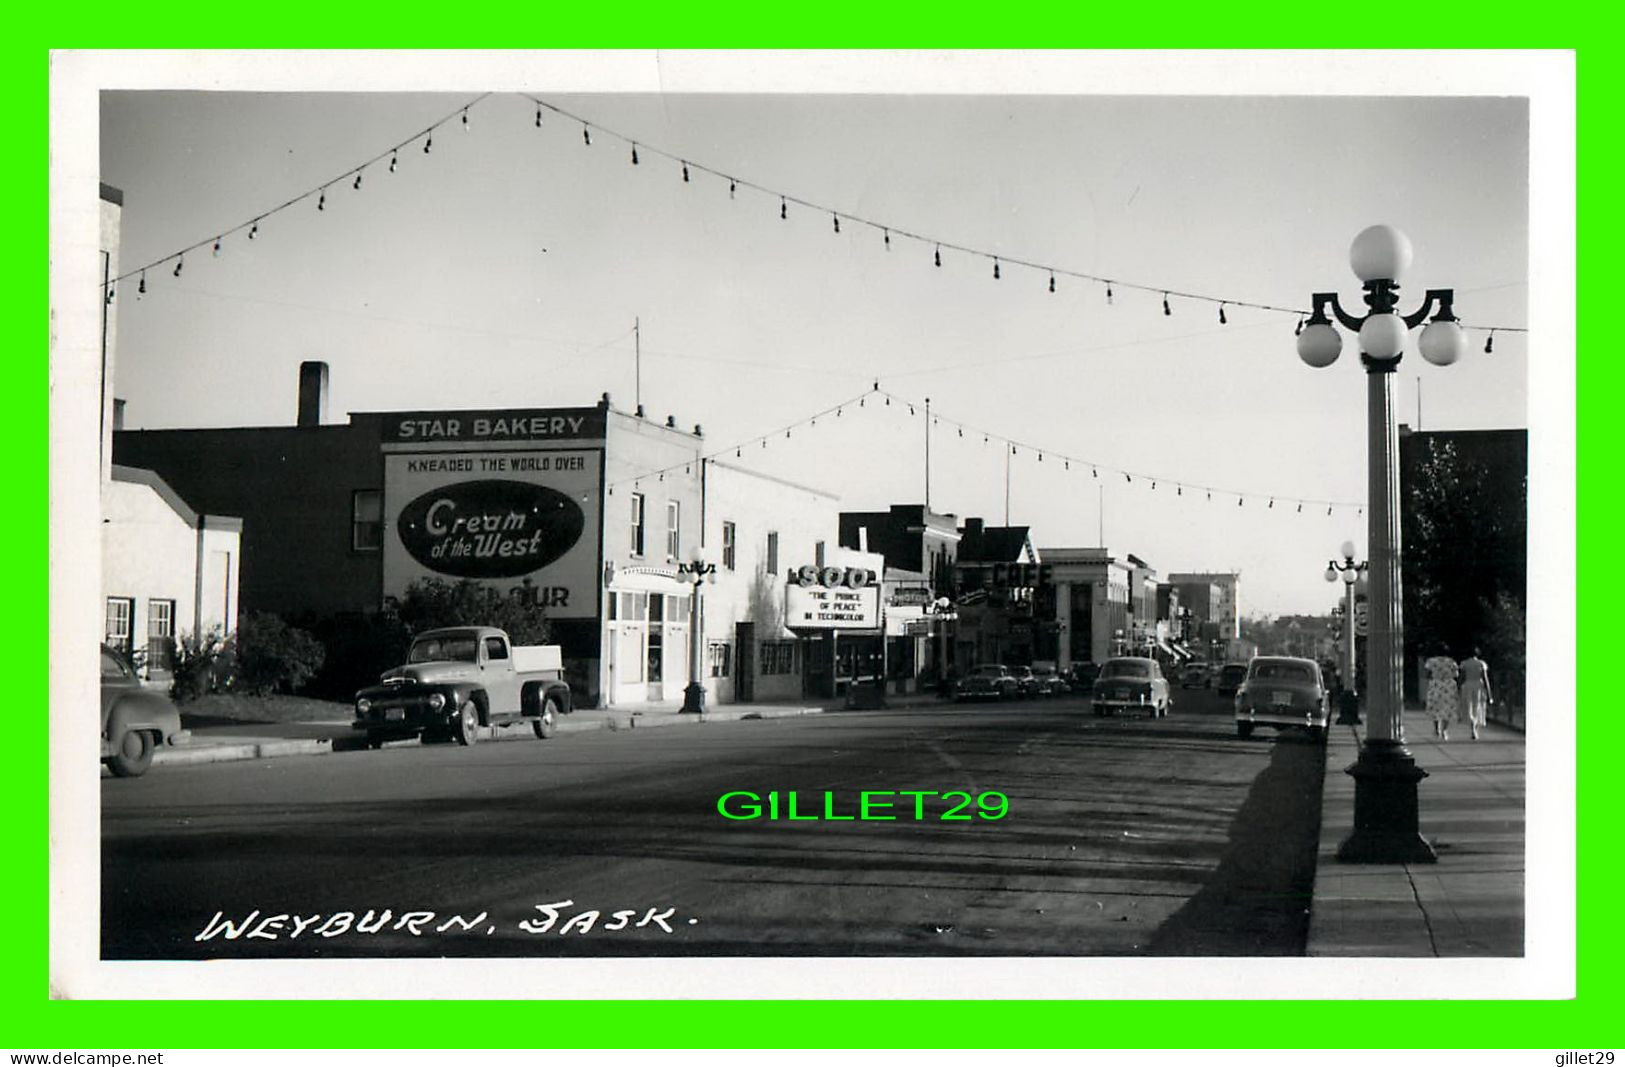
[1157,637,1188,660]
[1171,641,1194,660]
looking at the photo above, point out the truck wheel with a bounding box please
[108,729,155,777]
[532,698,560,740]
[454,701,480,746]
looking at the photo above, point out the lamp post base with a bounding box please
[680,682,706,715]
[1336,738,1437,864]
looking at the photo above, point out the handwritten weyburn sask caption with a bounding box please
[195,903,696,942]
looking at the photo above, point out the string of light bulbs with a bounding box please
[609,381,1365,520]
[871,386,1364,517]
[102,93,495,303]
[604,384,882,493]
[523,92,1529,342]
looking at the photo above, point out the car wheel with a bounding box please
[532,698,560,740]
[366,735,384,750]
[107,729,155,778]
[1237,722,1254,738]
[454,701,480,746]
[1310,725,1328,744]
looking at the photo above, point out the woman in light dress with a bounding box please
[1424,651,1460,740]
[1458,648,1493,741]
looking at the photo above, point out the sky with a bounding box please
[89,54,1538,617]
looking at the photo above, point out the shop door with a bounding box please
[646,593,665,701]
[735,622,755,702]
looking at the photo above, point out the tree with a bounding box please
[1401,433,1527,701]
[389,577,553,646]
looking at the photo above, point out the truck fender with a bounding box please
[443,684,487,725]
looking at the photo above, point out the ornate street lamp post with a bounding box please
[1297,224,1468,864]
[1325,541,1368,725]
[677,559,716,714]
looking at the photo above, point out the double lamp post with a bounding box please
[1296,224,1469,864]
[1325,541,1367,726]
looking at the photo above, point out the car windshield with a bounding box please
[1100,660,1151,679]
[408,634,480,663]
[972,666,1005,677]
[1250,661,1316,683]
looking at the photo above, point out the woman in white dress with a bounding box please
[1424,651,1460,740]
[1458,648,1493,741]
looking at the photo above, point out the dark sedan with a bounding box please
[1234,656,1330,741]
[955,664,1020,702]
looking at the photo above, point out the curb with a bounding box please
[148,703,832,770]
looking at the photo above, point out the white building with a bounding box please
[99,183,242,674]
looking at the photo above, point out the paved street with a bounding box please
[102,688,1327,959]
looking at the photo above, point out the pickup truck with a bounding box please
[352,626,573,748]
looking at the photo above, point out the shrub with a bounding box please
[390,578,552,646]
[169,628,235,704]
[233,612,326,696]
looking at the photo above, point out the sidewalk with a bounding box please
[1307,706,1525,956]
[149,689,948,769]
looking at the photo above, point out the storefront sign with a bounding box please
[384,407,607,444]
[888,586,933,607]
[382,448,602,618]
[954,562,1054,591]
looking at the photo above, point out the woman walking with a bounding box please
[1458,648,1493,740]
[1424,650,1460,740]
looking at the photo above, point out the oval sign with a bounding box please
[396,480,586,579]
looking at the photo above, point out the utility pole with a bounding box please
[1098,484,1104,546]
[634,317,642,413]
[924,397,931,511]
[1004,444,1011,525]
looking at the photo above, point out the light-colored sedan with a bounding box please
[1090,657,1171,718]
[101,645,190,777]
[955,664,1020,702]
[1234,656,1330,741]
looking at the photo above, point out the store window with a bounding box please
[630,493,646,557]
[147,599,176,671]
[709,641,731,678]
[352,490,383,552]
[104,597,134,657]
[666,500,681,560]
[761,640,797,675]
[722,521,737,571]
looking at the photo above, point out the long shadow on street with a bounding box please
[1146,731,1326,955]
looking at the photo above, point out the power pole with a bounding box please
[634,317,642,413]
[924,397,931,511]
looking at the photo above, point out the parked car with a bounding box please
[955,664,1020,702]
[1214,662,1250,698]
[1008,665,1045,699]
[100,644,190,777]
[1234,656,1330,741]
[353,626,573,747]
[1031,666,1071,697]
[1068,662,1101,692]
[1180,662,1211,689]
[1089,657,1171,718]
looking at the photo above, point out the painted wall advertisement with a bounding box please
[383,447,602,619]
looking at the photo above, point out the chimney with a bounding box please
[297,361,329,427]
[963,517,985,537]
[857,526,869,552]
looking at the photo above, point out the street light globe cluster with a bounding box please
[1296,225,1469,369]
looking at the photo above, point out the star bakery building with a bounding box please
[113,364,860,708]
